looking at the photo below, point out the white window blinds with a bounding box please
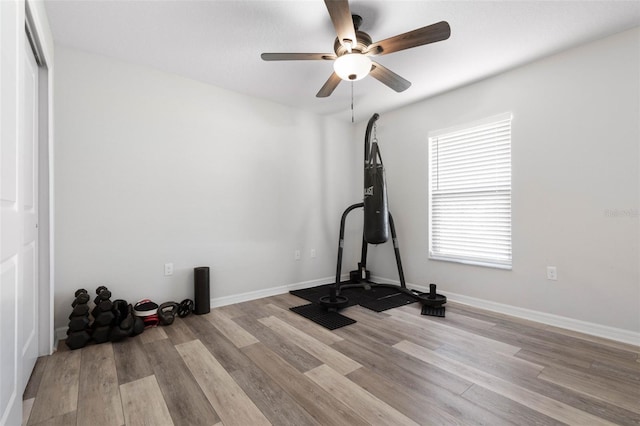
[428,113,512,269]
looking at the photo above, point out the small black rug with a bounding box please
[289,282,418,330]
[289,304,357,330]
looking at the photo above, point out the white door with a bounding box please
[22,28,40,393]
[0,1,39,422]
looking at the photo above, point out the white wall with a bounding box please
[55,28,639,340]
[54,46,360,330]
[366,28,640,336]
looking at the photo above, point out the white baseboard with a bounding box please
[55,274,638,348]
[376,276,640,347]
[208,275,339,308]
[54,328,67,347]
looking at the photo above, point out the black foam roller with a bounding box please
[194,267,211,315]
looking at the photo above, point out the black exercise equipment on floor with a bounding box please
[416,283,447,317]
[290,303,356,330]
[65,286,149,349]
[291,113,422,329]
[66,289,91,349]
[177,299,194,318]
[158,302,179,325]
[321,113,419,306]
[194,267,211,315]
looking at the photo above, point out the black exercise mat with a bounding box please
[359,292,417,312]
[289,282,419,331]
[290,283,358,308]
[289,304,357,330]
[291,282,417,311]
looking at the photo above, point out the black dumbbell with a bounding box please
[66,330,90,350]
[69,303,90,318]
[74,288,88,297]
[91,301,113,319]
[92,299,113,313]
[72,292,90,307]
[94,290,112,305]
[92,326,111,344]
[68,316,90,332]
[98,299,112,311]
[93,310,115,327]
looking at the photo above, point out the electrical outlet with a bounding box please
[310,248,316,258]
[294,250,301,261]
[164,263,174,276]
[546,266,557,281]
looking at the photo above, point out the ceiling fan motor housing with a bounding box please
[334,30,372,56]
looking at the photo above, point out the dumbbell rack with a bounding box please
[66,286,142,350]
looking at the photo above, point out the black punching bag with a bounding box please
[194,267,211,315]
[364,141,389,244]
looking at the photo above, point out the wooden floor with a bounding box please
[23,292,640,426]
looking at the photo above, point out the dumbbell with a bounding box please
[66,330,90,350]
[92,326,110,344]
[91,300,113,318]
[93,310,115,327]
[68,316,90,332]
[72,292,90,307]
[66,288,91,350]
[94,287,112,305]
[69,303,90,318]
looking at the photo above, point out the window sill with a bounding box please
[429,255,512,271]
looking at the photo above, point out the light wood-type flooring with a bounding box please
[23,292,640,425]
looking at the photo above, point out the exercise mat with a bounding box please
[289,304,356,330]
[289,282,417,330]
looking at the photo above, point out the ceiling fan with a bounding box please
[261,0,451,98]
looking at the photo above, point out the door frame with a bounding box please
[25,0,54,357]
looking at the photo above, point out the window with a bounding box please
[428,113,512,269]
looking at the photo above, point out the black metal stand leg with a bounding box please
[359,233,368,272]
[334,203,364,293]
[388,212,406,289]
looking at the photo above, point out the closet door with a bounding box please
[1,2,40,423]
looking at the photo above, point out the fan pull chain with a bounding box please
[351,81,354,123]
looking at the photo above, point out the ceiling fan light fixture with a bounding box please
[333,53,372,81]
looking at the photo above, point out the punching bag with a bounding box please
[364,141,389,244]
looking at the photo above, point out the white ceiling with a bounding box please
[45,0,640,122]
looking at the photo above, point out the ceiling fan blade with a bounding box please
[316,72,342,98]
[366,21,451,56]
[369,61,411,92]
[324,0,357,49]
[261,53,336,61]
